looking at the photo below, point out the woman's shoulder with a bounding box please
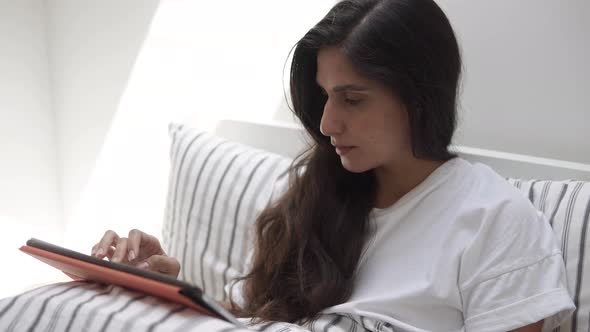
[443,158,546,237]
[452,158,536,213]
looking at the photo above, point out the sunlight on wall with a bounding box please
[64,0,336,252]
[1,217,68,297]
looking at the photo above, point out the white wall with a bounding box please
[436,0,590,163]
[47,0,336,251]
[46,0,162,251]
[0,0,64,296]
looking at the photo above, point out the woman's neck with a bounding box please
[374,158,446,209]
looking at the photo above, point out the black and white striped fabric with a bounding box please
[0,281,388,332]
[162,123,292,303]
[507,179,590,332]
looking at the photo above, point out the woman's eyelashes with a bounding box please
[345,97,363,106]
[320,90,364,107]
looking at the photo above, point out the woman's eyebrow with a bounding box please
[317,81,370,92]
[333,84,369,92]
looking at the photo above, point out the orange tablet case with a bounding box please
[20,238,242,326]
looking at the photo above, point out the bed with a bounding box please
[1,119,589,332]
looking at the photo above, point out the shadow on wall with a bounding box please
[50,0,161,233]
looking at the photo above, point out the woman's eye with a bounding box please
[345,98,362,106]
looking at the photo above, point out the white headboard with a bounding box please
[215,119,590,181]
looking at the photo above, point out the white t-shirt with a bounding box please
[226,157,575,332]
[319,158,575,332]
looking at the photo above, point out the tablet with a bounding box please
[20,238,243,327]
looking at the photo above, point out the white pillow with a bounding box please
[162,123,292,302]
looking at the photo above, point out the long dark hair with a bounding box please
[231,0,461,324]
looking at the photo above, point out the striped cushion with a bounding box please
[162,124,292,303]
[507,179,590,332]
[0,282,238,332]
[0,281,380,332]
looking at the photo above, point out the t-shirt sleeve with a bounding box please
[223,246,253,308]
[224,278,246,308]
[459,200,575,332]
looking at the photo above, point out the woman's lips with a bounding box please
[335,146,355,156]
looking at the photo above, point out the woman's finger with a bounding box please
[105,246,116,260]
[140,255,180,278]
[127,229,144,262]
[96,230,119,259]
[127,229,164,262]
[110,237,129,263]
[91,244,115,259]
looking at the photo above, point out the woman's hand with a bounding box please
[91,229,180,279]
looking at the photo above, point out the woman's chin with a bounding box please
[340,159,371,173]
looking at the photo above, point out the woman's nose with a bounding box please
[320,100,344,137]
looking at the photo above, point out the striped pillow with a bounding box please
[162,124,292,303]
[507,179,590,332]
[0,281,390,332]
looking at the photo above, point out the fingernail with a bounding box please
[137,262,149,270]
[128,250,136,261]
[96,248,104,257]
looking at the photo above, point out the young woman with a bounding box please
[92,0,575,331]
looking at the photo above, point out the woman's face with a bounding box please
[317,46,414,173]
